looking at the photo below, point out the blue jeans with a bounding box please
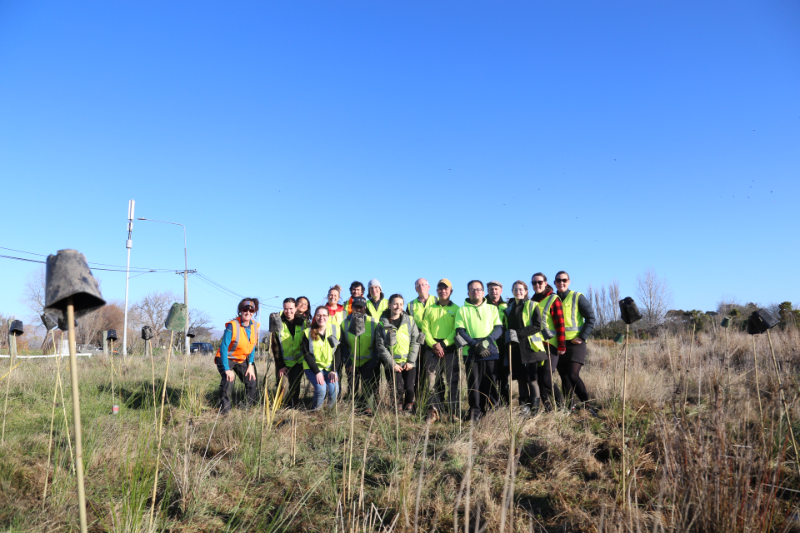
[304,369,339,410]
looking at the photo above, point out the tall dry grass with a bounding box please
[0,327,797,532]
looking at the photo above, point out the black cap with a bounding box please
[352,296,367,308]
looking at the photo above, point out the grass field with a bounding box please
[0,327,798,532]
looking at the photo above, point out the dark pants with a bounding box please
[352,364,381,409]
[516,362,540,405]
[424,348,460,415]
[467,359,500,416]
[558,342,589,404]
[537,349,563,410]
[393,367,416,405]
[216,359,258,413]
[278,364,305,408]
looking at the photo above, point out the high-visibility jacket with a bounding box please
[491,299,508,328]
[303,323,339,372]
[342,314,378,367]
[406,295,437,330]
[366,298,388,321]
[216,317,260,365]
[420,301,459,348]
[377,314,420,366]
[561,290,585,341]
[277,317,307,368]
[535,294,559,348]
[503,299,545,353]
[455,299,502,359]
[326,304,346,327]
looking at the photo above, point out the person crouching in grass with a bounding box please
[301,306,341,410]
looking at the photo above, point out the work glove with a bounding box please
[474,339,491,359]
[328,335,340,349]
[268,313,282,334]
[505,329,519,344]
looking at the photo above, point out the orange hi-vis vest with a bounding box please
[216,317,260,364]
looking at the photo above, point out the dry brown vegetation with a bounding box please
[0,327,798,532]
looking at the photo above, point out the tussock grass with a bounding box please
[0,328,798,531]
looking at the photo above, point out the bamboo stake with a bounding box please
[55,332,75,475]
[2,321,15,444]
[766,330,800,478]
[414,421,430,533]
[149,330,174,529]
[724,326,730,400]
[66,301,88,533]
[752,336,764,423]
[621,323,629,509]
[109,339,116,412]
[345,341,358,507]
[43,330,58,503]
[257,365,271,480]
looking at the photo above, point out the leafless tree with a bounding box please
[20,266,47,324]
[133,291,181,348]
[636,268,673,326]
[606,279,620,323]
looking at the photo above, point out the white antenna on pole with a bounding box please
[122,199,135,359]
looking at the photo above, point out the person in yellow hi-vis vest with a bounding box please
[366,279,389,321]
[325,285,347,327]
[270,298,308,408]
[554,271,597,415]
[215,298,261,414]
[503,281,546,416]
[301,306,341,410]
[376,294,421,413]
[455,280,504,423]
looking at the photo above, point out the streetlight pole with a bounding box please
[122,200,134,360]
[137,217,190,356]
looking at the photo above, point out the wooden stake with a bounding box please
[149,330,174,529]
[621,323,629,509]
[109,339,116,411]
[1,321,14,444]
[752,336,764,423]
[43,330,58,503]
[66,300,88,533]
[766,330,800,478]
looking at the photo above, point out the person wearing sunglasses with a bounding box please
[554,271,596,413]
[215,298,261,414]
[530,273,565,411]
[455,280,504,423]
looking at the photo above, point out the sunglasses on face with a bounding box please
[241,306,255,313]
[532,281,545,286]
[555,278,569,283]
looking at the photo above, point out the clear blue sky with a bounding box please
[1,1,798,328]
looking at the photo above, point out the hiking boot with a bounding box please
[469,409,482,423]
[520,404,532,417]
[451,414,461,423]
[363,407,374,417]
[403,403,415,414]
[426,408,439,423]
[531,398,541,414]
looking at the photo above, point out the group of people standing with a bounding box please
[213,272,596,422]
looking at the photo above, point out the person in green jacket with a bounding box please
[455,280,504,423]
[375,294,421,413]
[407,278,437,396]
[342,297,381,416]
[420,279,460,422]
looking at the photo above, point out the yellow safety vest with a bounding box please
[406,296,437,329]
[504,299,546,353]
[342,315,377,367]
[383,320,412,364]
[535,294,559,348]
[303,323,339,371]
[278,318,306,367]
[562,290,585,341]
[366,298,388,321]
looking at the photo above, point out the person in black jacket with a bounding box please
[270,298,308,408]
[554,271,597,412]
[503,281,545,415]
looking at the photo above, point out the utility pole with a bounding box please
[122,200,134,359]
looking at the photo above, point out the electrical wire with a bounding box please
[0,246,176,272]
